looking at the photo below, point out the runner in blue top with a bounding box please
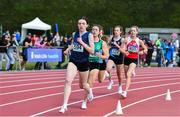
[59,17,94,113]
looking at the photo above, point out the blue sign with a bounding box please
[55,23,59,33]
[27,48,62,62]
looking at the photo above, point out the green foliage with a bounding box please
[0,0,179,35]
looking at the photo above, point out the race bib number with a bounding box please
[73,42,84,52]
[127,45,138,53]
[90,54,96,57]
[111,49,120,55]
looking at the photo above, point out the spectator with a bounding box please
[0,35,10,71]
[34,36,51,70]
[31,34,38,46]
[155,38,163,67]
[21,34,32,71]
[165,41,175,67]
[41,36,51,69]
[139,39,147,67]
[7,34,19,70]
[48,32,54,42]
[56,37,70,69]
[155,38,161,48]
[174,39,179,52]
[145,38,154,67]
[51,32,61,46]
[15,31,21,43]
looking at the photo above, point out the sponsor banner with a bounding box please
[27,48,62,62]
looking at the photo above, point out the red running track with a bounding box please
[0,68,180,116]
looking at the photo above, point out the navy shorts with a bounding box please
[109,56,123,65]
[69,59,89,72]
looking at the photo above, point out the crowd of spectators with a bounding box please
[0,31,72,71]
[138,37,179,67]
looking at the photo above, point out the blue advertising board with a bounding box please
[27,48,62,62]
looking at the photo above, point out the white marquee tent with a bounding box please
[21,17,51,42]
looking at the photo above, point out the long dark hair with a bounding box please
[113,25,124,36]
[79,16,89,25]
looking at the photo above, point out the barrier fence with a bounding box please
[0,46,179,71]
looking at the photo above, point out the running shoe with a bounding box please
[121,91,127,98]
[59,105,67,113]
[107,80,114,90]
[118,85,123,94]
[132,70,136,77]
[81,100,87,109]
[87,88,94,101]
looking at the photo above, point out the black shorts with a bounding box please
[22,55,27,61]
[99,60,106,70]
[69,59,89,72]
[22,49,28,61]
[109,56,123,65]
[89,62,100,70]
[124,57,137,66]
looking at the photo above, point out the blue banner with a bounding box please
[55,23,59,33]
[27,48,62,62]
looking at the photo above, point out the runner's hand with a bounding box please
[77,37,83,45]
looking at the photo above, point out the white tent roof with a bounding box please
[21,17,51,41]
[22,17,51,30]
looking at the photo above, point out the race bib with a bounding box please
[111,49,120,55]
[127,45,138,53]
[73,42,84,52]
[90,54,96,57]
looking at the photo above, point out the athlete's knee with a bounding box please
[88,77,94,87]
[79,84,83,89]
[89,83,93,88]
[106,67,111,72]
[87,78,91,84]
[82,83,88,89]
[65,78,73,86]
[127,71,132,78]
[98,77,103,83]
[98,79,103,83]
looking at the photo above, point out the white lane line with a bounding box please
[0,73,66,81]
[1,72,180,84]
[0,77,62,84]
[30,82,180,117]
[103,89,180,117]
[0,69,179,80]
[0,69,65,73]
[1,74,180,89]
[0,80,65,89]
[1,77,180,96]
[0,73,66,80]
[0,84,73,96]
[1,79,180,108]
[0,70,66,76]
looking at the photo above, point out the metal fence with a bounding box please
[0,46,180,71]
